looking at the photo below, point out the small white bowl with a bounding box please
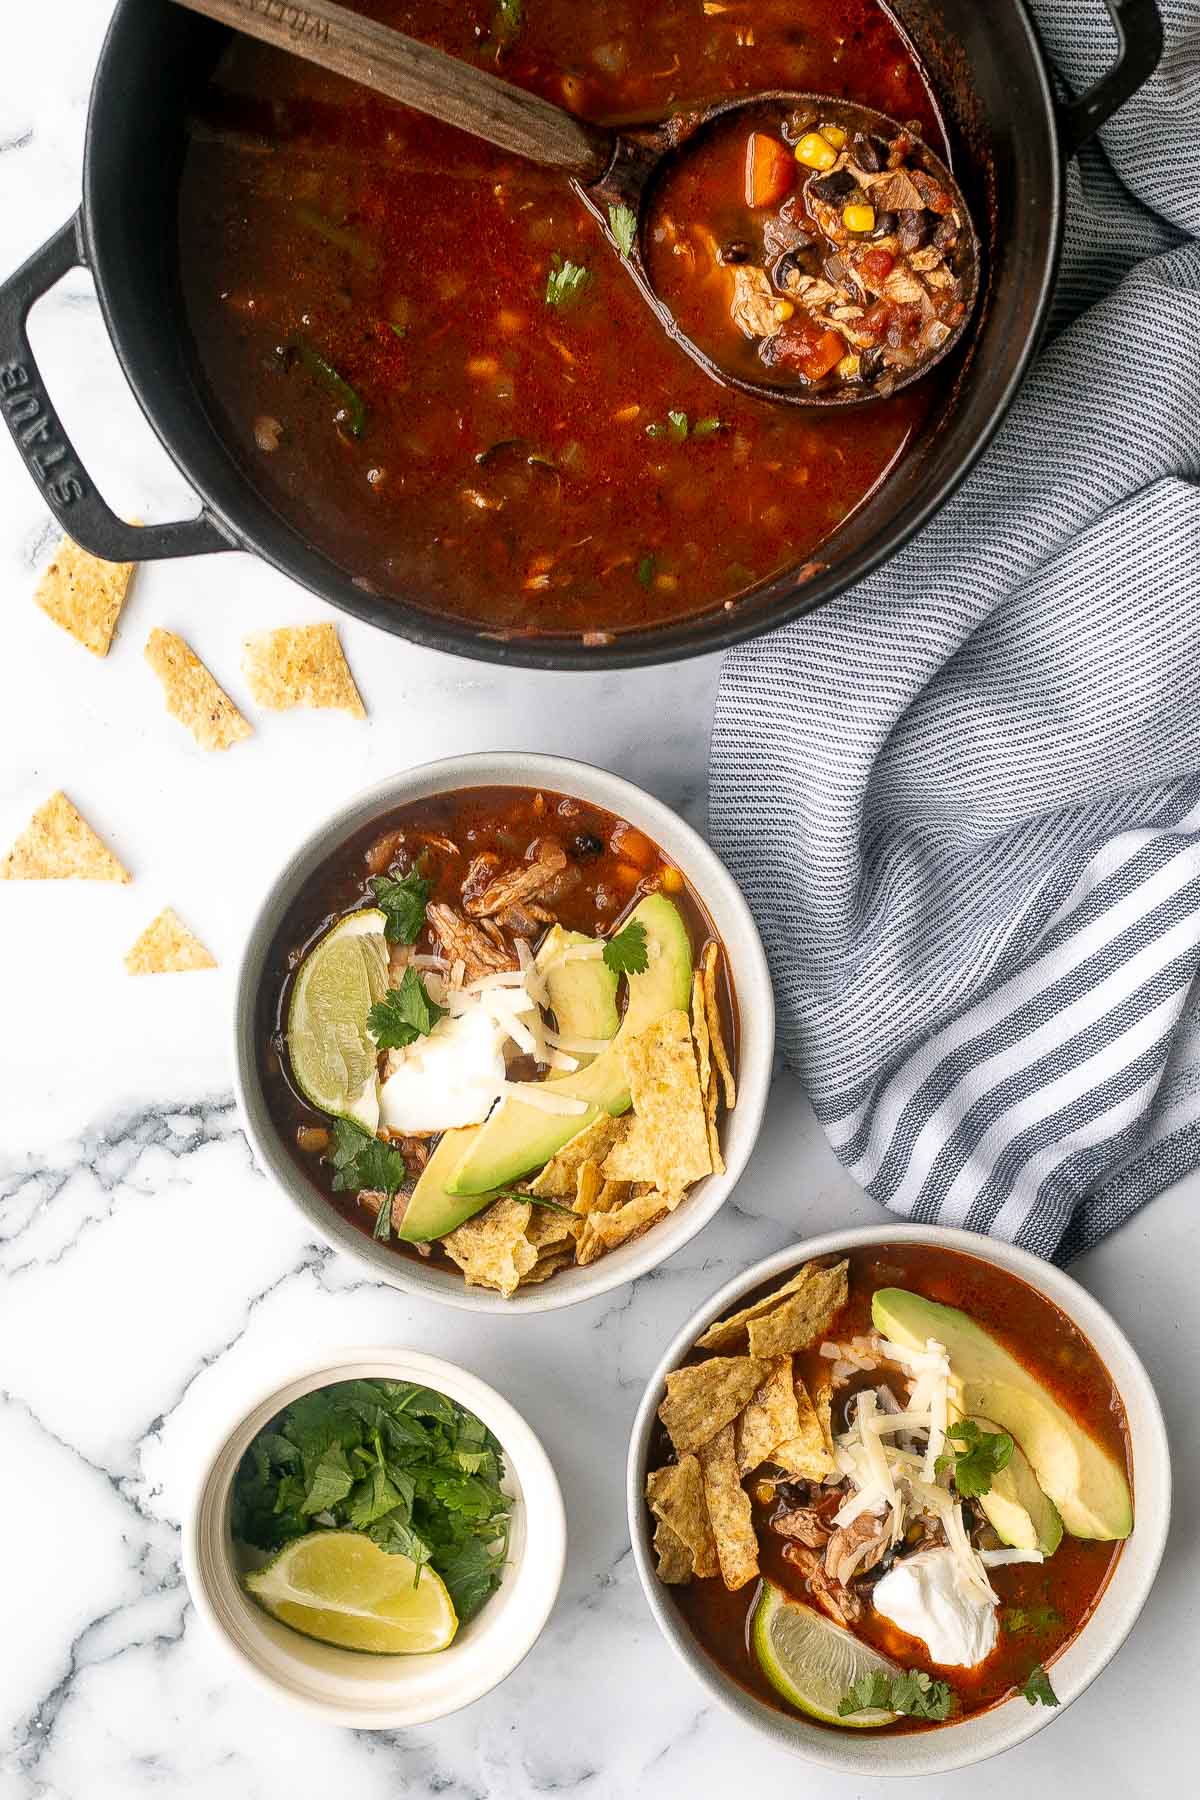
[233,751,774,1312]
[184,1348,565,1728]
[627,1224,1171,1778]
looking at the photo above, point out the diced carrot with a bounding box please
[745,133,795,209]
[802,329,848,381]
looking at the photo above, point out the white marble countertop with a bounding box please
[0,7,1192,1797]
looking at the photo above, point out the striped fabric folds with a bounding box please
[709,1,1200,1261]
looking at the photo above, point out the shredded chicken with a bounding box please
[824,1510,890,1587]
[464,843,568,925]
[780,1542,863,1626]
[730,264,780,339]
[867,167,926,213]
[771,1506,832,1549]
[426,901,518,981]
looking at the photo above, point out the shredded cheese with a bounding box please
[979,1548,1045,1568]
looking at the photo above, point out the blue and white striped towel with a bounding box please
[709,0,1200,1261]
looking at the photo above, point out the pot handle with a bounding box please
[1059,0,1164,157]
[0,214,234,562]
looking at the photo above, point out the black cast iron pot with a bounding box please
[0,0,1162,670]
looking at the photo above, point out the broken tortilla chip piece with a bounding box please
[125,908,216,975]
[694,1264,820,1353]
[813,1373,835,1457]
[144,628,252,751]
[524,1201,578,1251]
[772,1375,835,1480]
[574,1189,670,1265]
[692,970,726,1177]
[527,1112,628,1198]
[601,1011,711,1192]
[703,941,736,1111]
[735,1358,802,1476]
[652,1518,694,1584]
[242,622,366,717]
[699,1423,759,1591]
[33,533,135,657]
[704,1068,725,1176]
[519,1246,575,1287]
[1,791,130,882]
[657,1354,770,1455]
[442,1197,537,1297]
[646,1454,719,1580]
[746,1260,850,1360]
[573,1160,605,1216]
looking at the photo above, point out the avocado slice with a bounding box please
[872,1288,1132,1541]
[446,893,693,1198]
[968,1414,1064,1554]
[537,925,619,1065]
[394,1127,495,1244]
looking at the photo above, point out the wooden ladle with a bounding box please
[173,0,980,408]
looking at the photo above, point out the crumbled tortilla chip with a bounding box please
[1,791,130,882]
[692,971,726,1176]
[573,1161,605,1216]
[596,1178,632,1211]
[527,1112,629,1198]
[657,1354,770,1455]
[442,1197,537,1297]
[703,941,736,1111]
[646,1454,718,1580]
[813,1373,835,1456]
[772,1375,835,1479]
[125,907,216,975]
[600,1011,711,1192]
[144,628,252,751]
[525,1201,578,1250]
[652,1518,694,1584]
[519,1246,576,1286]
[746,1260,850,1359]
[699,1423,759,1591]
[704,1068,725,1176]
[33,533,135,656]
[694,1265,820,1353]
[575,1189,670,1265]
[735,1358,802,1476]
[242,622,366,717]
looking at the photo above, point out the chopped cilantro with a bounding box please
[388,320,407,340]
[667,409,689,441]
[1020,1663,1059,1708]
[692,416,722,436]
[496,0,524,43]
[369,867,430,944]
[1002,1604,1063,1638]
[839,1669,954,1721]
[608,202,637,257]
[645,411,721,444]
[372,1193,394,1242]
[603,919,649,975]
[636,554,656,586]
[935,1418,1014,1498]
[368,967,446,1050]
[231,1377,511,1623]
[326,1117,406,1200]
[545,253,594,308]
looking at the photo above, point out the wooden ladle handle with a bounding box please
[172,0,614,178]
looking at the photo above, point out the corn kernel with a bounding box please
[795,132,838,171]
[819,124,848,148]
[836,352,861,380]
[842,203,876,233]
[660,866,684,894]
[772,299,795,321]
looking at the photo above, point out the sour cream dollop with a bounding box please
[378,1006,508,1134]
[872,1547,998,1668]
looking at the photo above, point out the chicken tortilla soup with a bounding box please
[644,1244,1132,1730]
[257,786,737,1296]
[179,1,949,641]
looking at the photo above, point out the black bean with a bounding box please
[932,216,959,252]
[718,239,754,265]
[772,249,810,290]
[859,345,886,381]
[898,209,931,252]
[809,169,858,204]
[872,210,898,238]
[822,253,848,286]
[572,832,604,860]
[852,131,891,173]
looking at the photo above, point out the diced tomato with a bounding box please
[860,299,895,343]
[762,318,847,383]
[860,247,896,287]
[745,132,795,209]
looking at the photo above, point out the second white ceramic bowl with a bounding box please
[233,752,774,1312]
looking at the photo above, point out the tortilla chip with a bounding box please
[574,1189,670,1265]
[657,1354,771,1455]
[573,1161,605,1216]
[442,1197,537,1297]
[125,907,216,975]
[33,533,135,656]
[242,622,366,717]
[772,1375,836,1480]
[652,1518,694,1584]
[646,1454,719,1580]
[595,1177,632,1212]
[600,1011,711,1192]
[1,791,130,882]
[519,1246,575,1286]
[703,941,736,1111]
[704,1068,725,1176]
[735,1358,802,1476]
[699,1424,759,1591]
[524,1201,578,1250]
[813,1373,835,1456]
[527,1112,629,1198]
[692,971,726,1176]
[144,628,252,751]
[746,1260,850,1360]
[694,1265,822,1353]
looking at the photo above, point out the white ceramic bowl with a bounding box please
[627,1224,1171,1777]
[234,752,774,1312]
[184,1348,565,1727]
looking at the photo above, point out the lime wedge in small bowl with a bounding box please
[287,907,390,1131]
[751,1580,899,1728]
[245,1530,458,1655]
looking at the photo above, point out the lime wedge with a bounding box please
[245,1530,458,1654]
[287,908,390,1131]
[751,1580,899,1727]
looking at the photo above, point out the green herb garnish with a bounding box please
[368,968,446,1050]
[326,1117,406,1201]
[545,253,594,308]
[838,1669,954,1721]
[292,340,367,440]
[1002,1604,1063,1638]
[645,411,721,444]
[369,867,431,944]
[692,416,722,436]
[231,1378,511,1623]
[1020,1663,1059,1708]
[608,202,637,257]
[935,1419,1014,1498]
[603,919,649,975]
[496,0,524,44]
[636,554,656,587]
